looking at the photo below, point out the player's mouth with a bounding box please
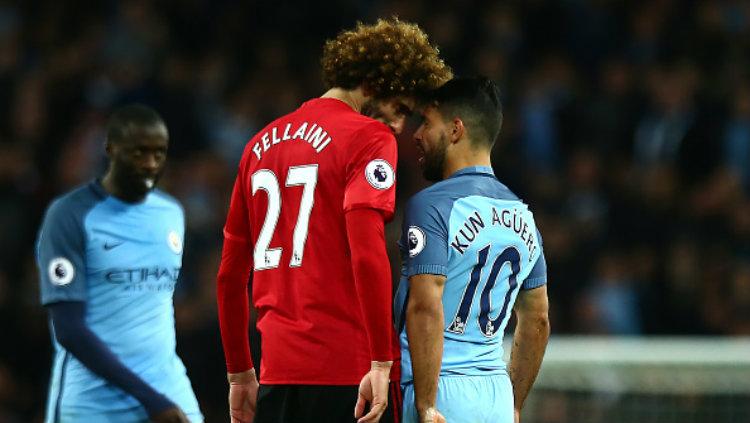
[415,143,425,165]
[137,174,157,190]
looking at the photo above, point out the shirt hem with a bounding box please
[407,264,448,277]
[521,276,547,290]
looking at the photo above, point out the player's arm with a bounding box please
[343,125,398,423]
[509,284,550,419]
[346,208,395,362]
[406,273,446,421]
[345,208,394,423]
[400,192,449,422]
[47,302,186,420]
[216,172,258,423]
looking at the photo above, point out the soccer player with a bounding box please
[215,19,451,423]
[395,77,550,423]
[36,105,203,423]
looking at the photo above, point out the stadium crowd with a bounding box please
[0,0,748,421]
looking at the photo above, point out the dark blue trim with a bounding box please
[89,179,109,200]
[54,351,70,423]
[447,166,495,179]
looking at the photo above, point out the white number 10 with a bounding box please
[251,165,318,270]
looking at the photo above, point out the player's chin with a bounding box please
[129,176,157,195]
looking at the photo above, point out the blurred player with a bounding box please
[395,77,550,423]
[215,19,451,423]
[36,105,202,423]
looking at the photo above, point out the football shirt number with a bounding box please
[447,245,521,337]
[252,165,318,270]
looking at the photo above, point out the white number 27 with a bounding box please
[251,165,318,270]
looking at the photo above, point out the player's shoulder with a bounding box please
[408,172,527,216]
[44,180,106,224]
[150,188,184,214]
[449,169,524,203]
[406,181,462,220]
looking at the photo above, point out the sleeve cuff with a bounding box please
[407,264,448,278]
[42,292,87,306]
[521,276,547,290]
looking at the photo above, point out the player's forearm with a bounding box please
[509,311,550,411]
[217,236,254,373]
[406,299,444,415]
[48,302,174,415]
[346,208,394,361]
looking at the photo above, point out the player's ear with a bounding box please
[450,117,465,144]
[360,83,375,99]
[104,139,115,159]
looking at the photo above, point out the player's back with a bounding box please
[234,98,397,384]
[395,166,547,383]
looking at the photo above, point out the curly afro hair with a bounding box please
[321,18,453,99]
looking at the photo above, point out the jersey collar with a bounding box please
[448,166,495,179]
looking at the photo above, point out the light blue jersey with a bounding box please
[36,180,202,423]
[395,166,547,422]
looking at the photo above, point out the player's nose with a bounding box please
[389,117,405,135]
[413,125,424,141]
[140,153,160,172]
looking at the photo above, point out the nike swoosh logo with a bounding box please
[103,241,124,251]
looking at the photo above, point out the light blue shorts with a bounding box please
[402,374,514,423]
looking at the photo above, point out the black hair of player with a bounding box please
[106,104,167,145]
[428,76,503,148]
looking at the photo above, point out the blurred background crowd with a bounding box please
[1,0,749,421]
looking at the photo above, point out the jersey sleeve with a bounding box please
[401,193,449,278]
[522,229,547,290]
[223,168,251,243]
[36,198,88,305]
[343,125,398,221]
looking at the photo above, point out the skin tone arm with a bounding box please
[227,369,259,423]
[406,273,448,423]
[509,285,550,422]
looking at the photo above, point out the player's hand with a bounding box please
[228,368,259,423]
[418,407,446,423]
[514,408,521,423]
[150,406,191,423]
[354,360,393,423]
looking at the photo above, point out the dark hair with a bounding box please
[321,18,452,99]
[428,76,503,148]
[106,104,167,144]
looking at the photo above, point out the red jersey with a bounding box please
[223,98,398,384]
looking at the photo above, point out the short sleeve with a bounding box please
[343,125,397,221]
[522,229,547,290]
[400,194,449,277]
[37,199,89,305]
[223,168,251,243]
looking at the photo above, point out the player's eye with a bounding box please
[398,105,413,117]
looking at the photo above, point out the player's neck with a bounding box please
[321,87,367,113]
[101,172,147,204]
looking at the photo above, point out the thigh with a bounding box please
[437,376,514,423]
[402,376,514,423]
[254,384,359,423]
[379,382,403,423]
